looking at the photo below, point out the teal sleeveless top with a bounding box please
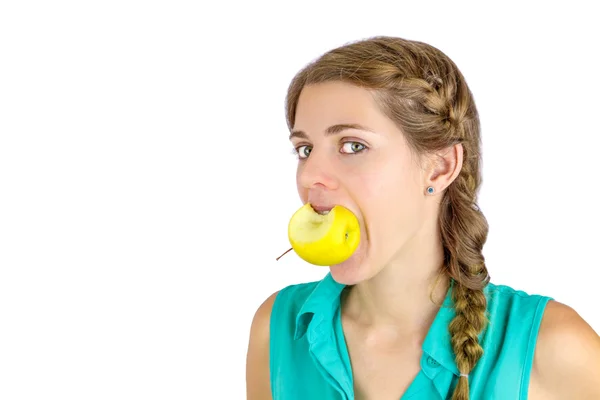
[269,272,553,400]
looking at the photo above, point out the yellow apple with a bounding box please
[287,203,360,266]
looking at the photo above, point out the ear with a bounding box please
[424,143,463,193]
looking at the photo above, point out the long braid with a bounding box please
[440,100,490,398]
[434,69,490,398]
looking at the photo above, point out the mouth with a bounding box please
[310,204,334,215]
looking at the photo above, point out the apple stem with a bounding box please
[276,247,293,261]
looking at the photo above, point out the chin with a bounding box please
[328,246,373,286]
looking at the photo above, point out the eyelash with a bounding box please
[292,141,368,159]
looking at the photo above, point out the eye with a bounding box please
[341,141,366,154]
[295,145,312,159]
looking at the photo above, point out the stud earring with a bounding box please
[427,186,435,195]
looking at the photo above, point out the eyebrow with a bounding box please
[289,123,376,140]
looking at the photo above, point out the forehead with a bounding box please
[293,81,390,132]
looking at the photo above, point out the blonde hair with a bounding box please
[284,36,490,400]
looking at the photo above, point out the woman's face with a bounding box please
[290,81,433,285]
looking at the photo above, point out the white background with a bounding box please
[1,1,598,399]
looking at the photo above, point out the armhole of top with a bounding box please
[519,296,553,400]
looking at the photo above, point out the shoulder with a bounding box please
[249,290,280,344]
[246,290,279,400]
[248,279,320,337]
[530,300,600,399]
[245,279,322,399]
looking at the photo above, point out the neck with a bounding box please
[342,231,450,338]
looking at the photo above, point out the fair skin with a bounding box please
[246,81,600,399]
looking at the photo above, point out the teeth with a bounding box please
[309,204,332,215]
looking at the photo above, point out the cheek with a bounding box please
[355,166,422,229]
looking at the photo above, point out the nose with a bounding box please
[297,149,339,191]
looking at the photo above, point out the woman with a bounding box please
[246,36,600,399]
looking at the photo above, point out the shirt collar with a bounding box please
[293,272,462,378]
[294,272,345,340]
